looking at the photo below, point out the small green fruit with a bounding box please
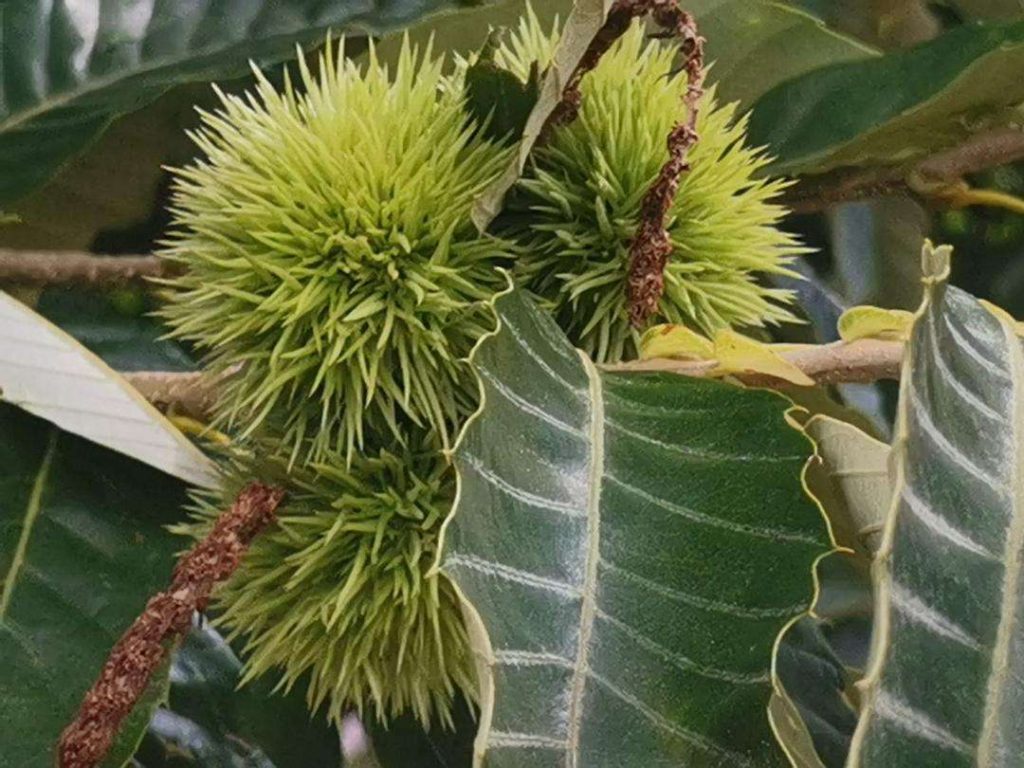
[497,13,806,362]
[158,39,517,462]
[178,438,472,727]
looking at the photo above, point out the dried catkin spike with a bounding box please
[158,37,517,464]
[499,13,807,363]
[58,484,284,768]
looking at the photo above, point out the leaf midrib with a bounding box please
[0,429,57,617]
[565,352,605,765]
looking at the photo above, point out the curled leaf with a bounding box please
[638,323,714,360]
[712,329,816,386]
[837,306,914,342]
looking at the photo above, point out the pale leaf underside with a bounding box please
[0,290,218,488]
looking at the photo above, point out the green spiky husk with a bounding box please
[176,438,472,727]
[159,10,812,735]
[498,14,806,363]
[158,38,516,463]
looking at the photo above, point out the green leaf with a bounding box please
[0,403,187,767]
[773,553,873,768]
[134,624,343,767]
[472,0,613,230]
[36,287,197,373]
[0,290,218,488]
[0,0,479,206]
[464,51,540,146]
[687,0,876,108]
[948,0,1024,21]
[748,19,1024,175]
[804,414,891,557]
[773,616,859,768]
[371,699,476,767]
[441,289,832,766]
[849,243,1024,764]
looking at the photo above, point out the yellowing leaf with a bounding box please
[837,305,915,342]
[638,323,715,360]
[711,329,815,386]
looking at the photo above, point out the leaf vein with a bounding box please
[0,429,57,618]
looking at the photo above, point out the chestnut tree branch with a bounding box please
[57,483,285,768]
[604,338,904,385]
[125,339,904,418]
[0,249,175,286]
[784,126,1024,213]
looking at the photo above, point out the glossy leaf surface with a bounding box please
[443,290,832,766]
[0,290,218,487]
[748,20,1024,175]
[0,0,476,204]
[0,404,186,767]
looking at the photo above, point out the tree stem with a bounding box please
[0,249,173,286]
[784,127,1024,213]
[605,338,904,385]
[125,339,904,417]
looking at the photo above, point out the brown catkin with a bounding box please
[56,483,284,768]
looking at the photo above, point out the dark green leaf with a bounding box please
[774,554,873,768]
[0,403,187,767]
[748,20,1024,175]
[775,616,860,768]
[948,0,1024,22]
[0,0,482,205]
[689,0,876,108]
[36,287,196,373]
[464,52,539,146]
[471,0,611,229]
[442,289,832,766]
[371,698,475,768]
[849,246,1024,764]
[133,623,343,767]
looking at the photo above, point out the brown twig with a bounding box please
[784,126,1024,214]
[605,338,904,385]
[0,249,175,286]
[124,340,904,417]
[56,483,285,768]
